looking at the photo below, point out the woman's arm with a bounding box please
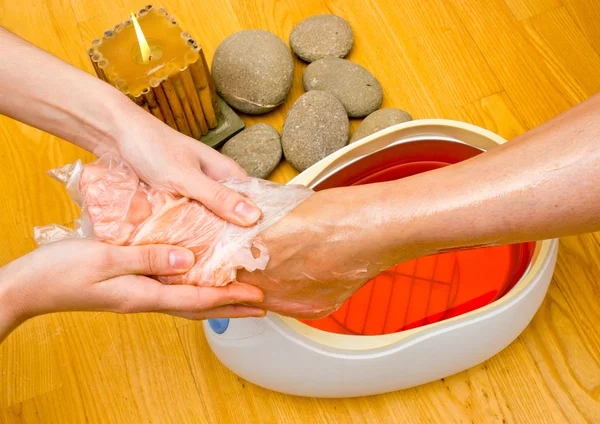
[239,93,600,318]
[0,27,260,226]
[0,239,265,343]
[0,26,130,155]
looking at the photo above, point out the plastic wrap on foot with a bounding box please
[34,154,313,287]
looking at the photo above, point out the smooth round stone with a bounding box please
[290,14,353,63]
[350,108,413,143]
[211,30,294,115]
[303,58,383,118]
[282,91,349,172]
[221,124,282,179]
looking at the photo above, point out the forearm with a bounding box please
[0,274,21,343]
[0,26,137,155]
[0,311,19,344]
[379,93,600,254]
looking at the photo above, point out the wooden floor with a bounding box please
[1,0,599,422]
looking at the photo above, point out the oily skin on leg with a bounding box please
[239,93,600,319]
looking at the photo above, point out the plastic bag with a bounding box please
[34,154,313,287]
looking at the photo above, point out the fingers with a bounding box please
[197,147,248,181]
[167,305,266,321]
[104,244,195,277]
[152,282,264,312]
[98,276,264,315]
[178,172,261,227]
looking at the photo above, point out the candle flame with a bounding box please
[131,12,151,64]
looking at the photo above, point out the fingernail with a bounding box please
[251,309,267,317]
[234,201,261,225]
[169,249,194,269]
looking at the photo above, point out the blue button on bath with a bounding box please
[208,318,229,334]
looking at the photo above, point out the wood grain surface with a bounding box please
[1,0,599,422]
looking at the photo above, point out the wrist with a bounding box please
[84,88,136,157]
[66,81,151,158]
[107,92,169,158]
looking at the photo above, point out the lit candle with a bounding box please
[130,12,152,65]
[86,5,242,146]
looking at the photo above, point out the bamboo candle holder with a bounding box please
[87,6,223,141]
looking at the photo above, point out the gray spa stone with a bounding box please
[290,14,354,63]
[303,58,383,118]
[282,90,349,172]
[350,108,413,143]
[211,30,294,115]
[221,123,282,178]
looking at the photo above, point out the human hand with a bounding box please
[0,239,265,342]
[111,104,262,227]
[0,28,260,227]
[237,185,419,319]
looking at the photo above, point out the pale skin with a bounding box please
[1,27,599,340]
[0,27,266,343]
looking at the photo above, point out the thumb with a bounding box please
[107,244,195,276]
[182,173,261,227]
